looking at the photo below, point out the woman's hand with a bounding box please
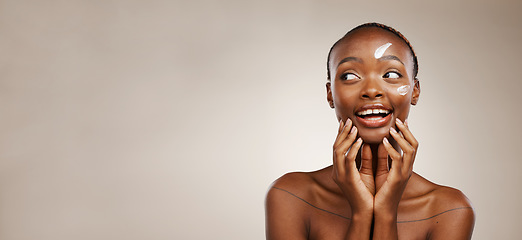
[332,118,374,215]
[374,118,419,217]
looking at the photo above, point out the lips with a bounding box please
[355,103,393,128]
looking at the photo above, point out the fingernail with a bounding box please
[357,138,363,143]
[396,118,403,124]
[383,137,389,144]
[350,126,357,133]
[346,118,352,124]
[405,119,409,126]
[390,127,397,133]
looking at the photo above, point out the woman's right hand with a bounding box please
[332,118,375,216]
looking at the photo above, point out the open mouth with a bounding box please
[355,105,393,128]
[355,108,391,120]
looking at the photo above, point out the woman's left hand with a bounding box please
[374,118,419,216]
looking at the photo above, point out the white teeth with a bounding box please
[366,117,382,120]
[357,109,390,116]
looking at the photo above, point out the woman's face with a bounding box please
[327,28,420,143]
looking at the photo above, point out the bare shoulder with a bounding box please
[265,171,319,210]
[265,170,324,240]
[266,167,334,202]
[419,174,474,216]
[431,185,473,210]
[269,171,316,192]
[410,174,475,239]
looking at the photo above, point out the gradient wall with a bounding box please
[0,0,520,239]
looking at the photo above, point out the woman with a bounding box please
[265,23,475,240]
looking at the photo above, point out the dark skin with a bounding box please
[265,27,475,240]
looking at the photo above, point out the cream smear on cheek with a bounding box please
[374,42,392,58]
[397,85,410,96]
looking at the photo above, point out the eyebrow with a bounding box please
[336,55,405,69]
[378,55,405,66]
[336,56,363,68]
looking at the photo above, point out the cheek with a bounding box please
[397,85,410,96]
[333,85,358,104]
[386,85,412,117]
[332,88,359,117]
[385,84,411,100]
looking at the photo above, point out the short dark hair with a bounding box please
[326,22,419,81]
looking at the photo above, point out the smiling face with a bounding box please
[326,27,420,143]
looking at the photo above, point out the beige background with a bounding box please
[0,0,520,239]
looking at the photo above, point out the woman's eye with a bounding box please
[383,71,401,79]
[341,73,359,81]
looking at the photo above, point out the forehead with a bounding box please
[330,27,414,70]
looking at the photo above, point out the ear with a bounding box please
[411,78,420,105]
[326,82,334,108]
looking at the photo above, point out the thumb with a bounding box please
[359,143,373,176]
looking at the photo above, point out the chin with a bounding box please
[359,129,389,144]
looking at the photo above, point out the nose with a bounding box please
[360,76,384,100]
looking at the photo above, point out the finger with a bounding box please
[336,125,359,154]
[391,122,417,171]
[333,118,353,149]
[389,127,413,161]
[395,118,418,150]
[382,137,401,163]
[346,138,363,172]
[375,143,389,174]
[382,137,404,181]
[335,126,359,175]
[333,119,345,175]
[334,118,347,146]
[333,150,345,177]
[384,136,411,179]
[333,125,357,175]
[359,143,373,176]
[333,145,346,177]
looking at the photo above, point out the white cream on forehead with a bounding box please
[397,85,410,96]
[374,42,392,59]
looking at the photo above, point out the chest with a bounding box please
[307,209,433,240]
